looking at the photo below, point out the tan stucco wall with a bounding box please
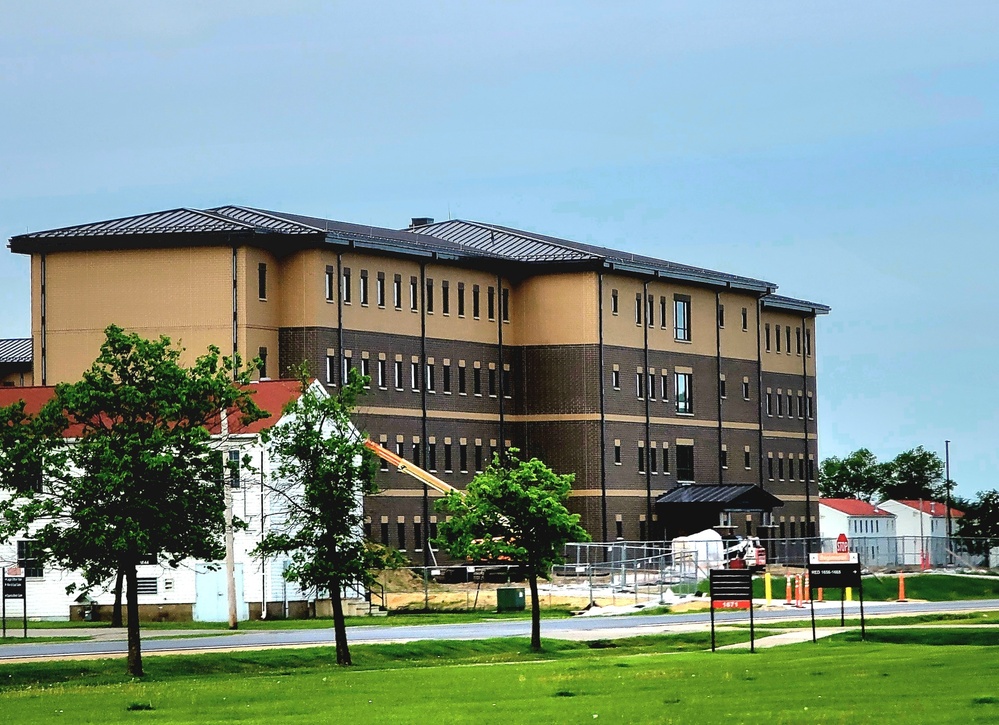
[508,271,599,346]
[761,309,816,376]
[35,247,233,383]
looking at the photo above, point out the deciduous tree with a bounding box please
[436,451,590,652]
[0,325,263,677]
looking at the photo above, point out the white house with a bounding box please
[818,498,897,567]
[877,499,963,567]
[0,379,364,621]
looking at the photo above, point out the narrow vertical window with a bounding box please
[411,361,419,391]
[443,364,451,393]
[675,372,693,414]
[776,324,782,352]
[428,443,437,471]
[487,286,495,320]
[765,323,771,352]
[741,307,748,331]
[326,355,336,386]
[414,521,423,550]
[228,449,241,489]
[719,377,727,398]
[768,457,775,480]
[720,447,728,469]
[472,285,480,318]
[258,347,267,378]
[377,359,386,389]
[343,268,352,304]
[635,293,643,325]
[488,368,496,397]
[660,373,668,401]
[501,288,509,322]
[444,444,453,472]
[426,363,435,391]
[360,358,370,387]
[474,443,483,472]
[742,380,750,400]
[393,274,402,309]
[647,372,655,400]
[457,282,465,316]
[636,373,643,399]
[460,444,468,472]
[614,443,621,464]
[766,392,773,416]
[394,361,403,389]
[650,447,658,473]
[717,304,725,328]
[410,276,418,311]
[376,272,386,307]
[805,329,812,356]
[660,296,667,328]
[426,278,434,313]
[325,265,335,302]
[674,295,691,341]
[676,444,694,481]
[258,263,267,300]
[398,522,407,550]
[638,446,645,473]
[796,327,802,355]
[611,289,619,315]
[502,367,512,399]
[342,355,352,382]
[473,367,481,395]
[786,326,792,353]
[442,280,450,315]
[611,369,620,389]
[647,294,654,328]
[744,449,751,469]
[360,270,369,305]
[458,365,467,394]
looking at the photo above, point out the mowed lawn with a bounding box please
[2,632,998,724]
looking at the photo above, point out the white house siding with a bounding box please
[818,502,897,568]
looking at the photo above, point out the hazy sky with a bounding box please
[1,2,997,498]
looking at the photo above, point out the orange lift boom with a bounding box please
[363,438,457,496]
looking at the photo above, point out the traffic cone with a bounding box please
[786,575,792,604]
[795,574,803,608]
[898,574,906,602]
[804,572,811,602]
[817,587,824,602]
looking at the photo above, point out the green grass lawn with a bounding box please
[746,611,999,630]
[749,573,999,602]
[1,629,998,723]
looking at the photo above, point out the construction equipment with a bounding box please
[724,536,767,572]
[363,438,457,496]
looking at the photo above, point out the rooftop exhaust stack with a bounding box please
[410,217,434,229]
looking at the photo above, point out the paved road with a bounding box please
[2,598,998,662]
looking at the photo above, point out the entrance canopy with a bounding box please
[656,484,784,539]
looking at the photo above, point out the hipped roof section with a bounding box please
[9,205,826,309]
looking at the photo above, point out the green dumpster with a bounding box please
[496,586,526,613]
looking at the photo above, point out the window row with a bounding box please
[766,454,815,482]
[331,353,512,399]
[764,389,814,419]
[375,437,507,475]
[331,267,510,322]
[851,518,885,535]
[610,369,694,414]
[764,323,812,356]
[611,290,754,339]
[366,515,440,552]
[615,441,696,481]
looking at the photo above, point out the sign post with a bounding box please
[2,566,28,639]
[709,568,755,652]
[807,552,864,642]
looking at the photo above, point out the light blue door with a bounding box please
[193,563,248,622]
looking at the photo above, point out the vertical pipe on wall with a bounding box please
[336,253,343,387]
[232,246,239,379]
[643,280,652,537]
[598,272,608,544]
[420,262,430,566]
[39,253,46,385]
[801,314,812,543]
[716,291,724,486]
[496,272,505,456]
[756,297,765,488]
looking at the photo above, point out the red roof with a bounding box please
[0,379,303,437]
[892,499,964,518]
[819,498,895,517]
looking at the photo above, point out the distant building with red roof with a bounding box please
[818,498,897,566]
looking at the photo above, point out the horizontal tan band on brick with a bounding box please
[569,489,671,498]
[763,430,818,440]
[368,489,449,498]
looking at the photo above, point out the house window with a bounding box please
[342,355,352,382]
[411,362,419,391]
[797,394,804,418]
[796,327,802,355]
[767,457,774,480]
[635,293,643,325]
[766,392,773,416]
[472,285,480,318]
[720,447,728,469]
[393,274,402,309]
[458,283,465,316]
[443,364,451,394]
[488,368,497,397]
[776,392,783,417]
[398,522,407,550]
[807,396,814,419]
[501,288,510,322]
[444,444,453,473]
[778,457,785,480]
[428,443,437,472]
[743,380,751,400]
[414,522,423,551]
[611,289,619,315]
[487,286,496,320]
[675,372,693,414]
[377,360,387,389]
[719,377,727,399]
[258,347,268,379]
[638,446,645,474]
[359,358,370,388]
[744,449,751,469]
[660,373,668,401]
[460,444,468,473]
[647,373,655,400]
[647,295,654,328]
[426,279,434,313]
[325,266,335,302]
[360,270,369,305]
[650,447,658,474]
[258,263,267,300]
[326,355,336,386]
[227,449,241,489]
[502,367,512,399]
[473,367,482,396]
[380,520,389,544]
[426,363,435,391]
[636,373,643,399]
[786,326,792,353]
[442,281,450,315]
[611,370,620,389]
[717,304,725,328]
[614,443,621,465]
[805,329,812,356]
[776,325,782,352]
[741,307,748,331]
[616,519,624,539]
[676,444,694,481]
[394,361,403,390]
[458,366,467,394]
[412,441,420,466]
[410,276,418,311]
[798,458,805,480]
[765,323,771,352]
[17,540,43,578]
[660,296,667,328]
[674,295,691,341]
[475,443,483,472]
[343,268,352,304]
[376,273,386,307]
[787,393,793,418]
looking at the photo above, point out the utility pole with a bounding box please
[945,440,952,566]
[225,462,238,630]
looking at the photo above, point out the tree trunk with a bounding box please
[330,578,352,666]
[225,476,238,630]
[125,564,144,677]
[528,572,541,652]
[111,567,124,628]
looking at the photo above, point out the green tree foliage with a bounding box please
[819,446,948,503]
[0,325,264,677]
[435,451,590,652]
[958,490,999,564]
[254,368,379,666]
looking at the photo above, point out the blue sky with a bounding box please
[1,2,996,498]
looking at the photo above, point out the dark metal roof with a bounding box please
[762,294,831,315]
[410,219,777,292]
[13,208,261,239]
[0,338,32,364]
[656,484,783,510]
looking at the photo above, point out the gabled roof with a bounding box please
[885,499,964,518]
[0,338,32,364]
[819,498,894,517]
[0,380,305,438]
[656,484,783,510]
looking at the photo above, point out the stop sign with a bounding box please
[836,533,849,553]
